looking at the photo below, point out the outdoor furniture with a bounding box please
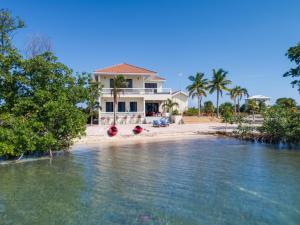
[152,120,161,127]
[160,118,170,127]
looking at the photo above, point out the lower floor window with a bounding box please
[106,102,113,112]
[130,102,137,112]
[118,102,126,112]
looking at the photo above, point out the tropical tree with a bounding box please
[220,104,234,130]
[283,42,300,93]
[208,69,232,117]
[0,9,25,54]
[229,86,249,114]
[186,72,208,116]
[246,99,259,121]
[0,9,89,159]
[86,75,103,125]
[203,101,215,116]
[162,98,179,114]
[110,75,127,125]
[219,102,234,116]
[276,97,297,109]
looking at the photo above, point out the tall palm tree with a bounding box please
[229,86,249,114]
[235,86,249,113]
[87,77,103,125]
[208,69,232,118]
[229,87,239,114]
[162,98,179,114]
[110,75,127,125]
[186,72,208,117]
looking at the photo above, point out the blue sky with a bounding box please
[2,0,300,106]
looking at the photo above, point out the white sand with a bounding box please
[75,123,237,145]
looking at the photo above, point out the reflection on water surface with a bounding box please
[1,137,300,225]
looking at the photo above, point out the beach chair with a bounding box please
[160,118,170,127]
[152,120,161,127]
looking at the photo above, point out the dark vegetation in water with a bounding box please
[0,9,100,159]
[222,105,300,147]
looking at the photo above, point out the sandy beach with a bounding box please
[75,122,237,145]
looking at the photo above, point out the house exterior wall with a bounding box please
[94,66,189,124]
[98,74,144,88]
[101,97,144,113]
[172,93,189,113]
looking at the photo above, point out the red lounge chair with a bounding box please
[133,125,143,134]
[108,125,118,136]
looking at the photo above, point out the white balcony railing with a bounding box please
[102,88,172,95]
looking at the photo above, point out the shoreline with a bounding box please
[1,123,236,165]
[74,123,236,145]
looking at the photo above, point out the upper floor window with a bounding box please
[110,79,114,88]
[126,79,133,88]
[110,78,132,88]
[145,83,157,89]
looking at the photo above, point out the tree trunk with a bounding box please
[234,99,237,115]
[237,98,240,114]
[217,90,220,118]
[90,112,93,126]
[198,95,201,117]
[49,149,53,158]
[113,102,117,126]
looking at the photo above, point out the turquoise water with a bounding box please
[1,137,300,225]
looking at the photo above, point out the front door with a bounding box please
[145,103,159,116]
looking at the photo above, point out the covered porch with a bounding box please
[144,100,165,117]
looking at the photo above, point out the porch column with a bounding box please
[143,98,146,117]
[98,97,101,125]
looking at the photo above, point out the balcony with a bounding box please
[102,88,172,95]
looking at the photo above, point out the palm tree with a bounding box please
[246,99,259,121]
[208,69,232,118]
[87,77,103,125]
[162,98,179,114]
[186,72,208,117]
[229,86,249,114]
[229,87,239,114]
[235,87,249,113]
[110,75,127,125]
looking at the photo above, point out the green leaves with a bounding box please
[283,43,300,93]
[0,51,88,158]
[162,98,179,113]
[259,106,300,144]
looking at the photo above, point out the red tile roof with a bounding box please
[95,63,156,75]
[150,75,165,81]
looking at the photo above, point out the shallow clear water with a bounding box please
[1,137,300,225]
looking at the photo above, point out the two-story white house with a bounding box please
[94,63,188,124]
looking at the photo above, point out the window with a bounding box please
[110,79,114,88]
[106,102,113,112]
[130,102,137,112]
[126,79,133,88]
[145,83,157,88]
[118,102,126,112]
[145,83,157,93]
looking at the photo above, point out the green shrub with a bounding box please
[172,109,180,115]
[258,106,300,144]
[183,107,199,116]
[203,101,215,116]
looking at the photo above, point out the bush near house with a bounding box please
[183,107,201,116]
